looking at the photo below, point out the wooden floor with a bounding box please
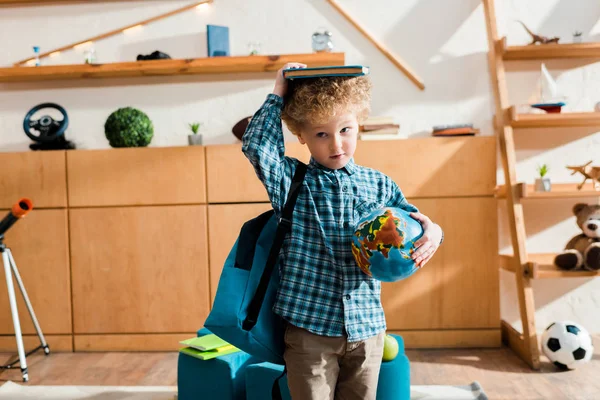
[1,338,599,399]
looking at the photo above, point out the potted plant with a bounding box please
[573,31,583,43]
[535,164,551,192]
[104,107,154,148]
[188,122,203,146]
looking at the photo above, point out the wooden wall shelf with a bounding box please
[498,37,600,60]
[500,254,600,279]
[496,182,600,199]
[0,53,345,83]
[509,107,600,128]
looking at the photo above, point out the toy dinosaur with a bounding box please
[518,21,560,45]
[566,161,600,190]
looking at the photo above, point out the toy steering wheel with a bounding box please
[23,103,69,143]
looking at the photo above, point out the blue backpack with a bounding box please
[204,162,307,365]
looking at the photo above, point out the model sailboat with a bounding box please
[531,63,567,113]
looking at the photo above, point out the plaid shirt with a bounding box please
[242,94,418,342]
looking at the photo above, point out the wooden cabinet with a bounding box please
[205,137,499,348]
[0,137,499,351]
[67,146,206,207]
[0,209,71,335]
[382,197,499,330]
[70,205,209,334]
[0,150,67,208]
[353,136,496,198]
[205,143,310,203]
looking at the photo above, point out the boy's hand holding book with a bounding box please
[273,62,307,98]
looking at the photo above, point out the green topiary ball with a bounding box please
[104,107,154,148]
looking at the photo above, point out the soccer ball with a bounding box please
[541,321,594,370]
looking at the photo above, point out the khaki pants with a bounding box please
[283,323,385,400]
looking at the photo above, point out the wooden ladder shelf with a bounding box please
[483,0,600,370]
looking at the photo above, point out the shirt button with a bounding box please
[345,294,351,300]
[343,222,350,228]
[342,186,348,192]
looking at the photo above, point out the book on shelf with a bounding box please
[179,345,240,361]
[207,25,230,57]
[283,65,369,80]
[359,133,403,141]
[362,116,396,125]
[362,123,399,131]
[360,116,399,133]
[360,127,400,135]
[432,127,480,136]
[432,124,473,131]
[432,124,478,136]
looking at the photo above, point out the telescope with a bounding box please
[0,197,49,383]
[0,199,33,238]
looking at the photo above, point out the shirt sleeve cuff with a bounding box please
[265,93,284,109]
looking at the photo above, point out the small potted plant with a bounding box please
[573,31,583,43]
[188,122,203,146]
[535,164,551,192]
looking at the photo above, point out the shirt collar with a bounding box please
[309,157,357,175]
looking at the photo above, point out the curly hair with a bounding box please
[281,75,372,136]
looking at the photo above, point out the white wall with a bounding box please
[1,0,599,334]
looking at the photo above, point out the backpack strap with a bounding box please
[242,161,308,331]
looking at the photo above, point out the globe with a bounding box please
[351,207,424,282]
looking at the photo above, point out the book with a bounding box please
[207,25,230,57]
[283,65,369,80]
[362,123,399,132]
[179,345,240,361]
[432,128,480,136]
[362,116,396,125]
[179,334,230,351]
[359,133,403,141]
[360,127,400,135]
[432,124,473,132]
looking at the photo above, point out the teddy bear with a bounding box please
[554,203,600,271]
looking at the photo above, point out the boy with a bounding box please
[242,63,443,400]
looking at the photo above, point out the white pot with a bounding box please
[188,134,203,146]
[534,178,551,192]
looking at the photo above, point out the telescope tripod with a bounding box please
[0,238,50,382]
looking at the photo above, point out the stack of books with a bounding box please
[359,116,401,140]
[179,333,240,361]
[432,124,479,136]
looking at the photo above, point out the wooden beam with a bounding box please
[13,0,213,66]
[482,0,540,370]
[325,0,425,90]
[499,254,517,273]
[500,320,537,369]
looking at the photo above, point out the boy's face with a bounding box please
[297,112,359,170]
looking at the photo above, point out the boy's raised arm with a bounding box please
[241,63,307,214]
[241,93,291,213]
